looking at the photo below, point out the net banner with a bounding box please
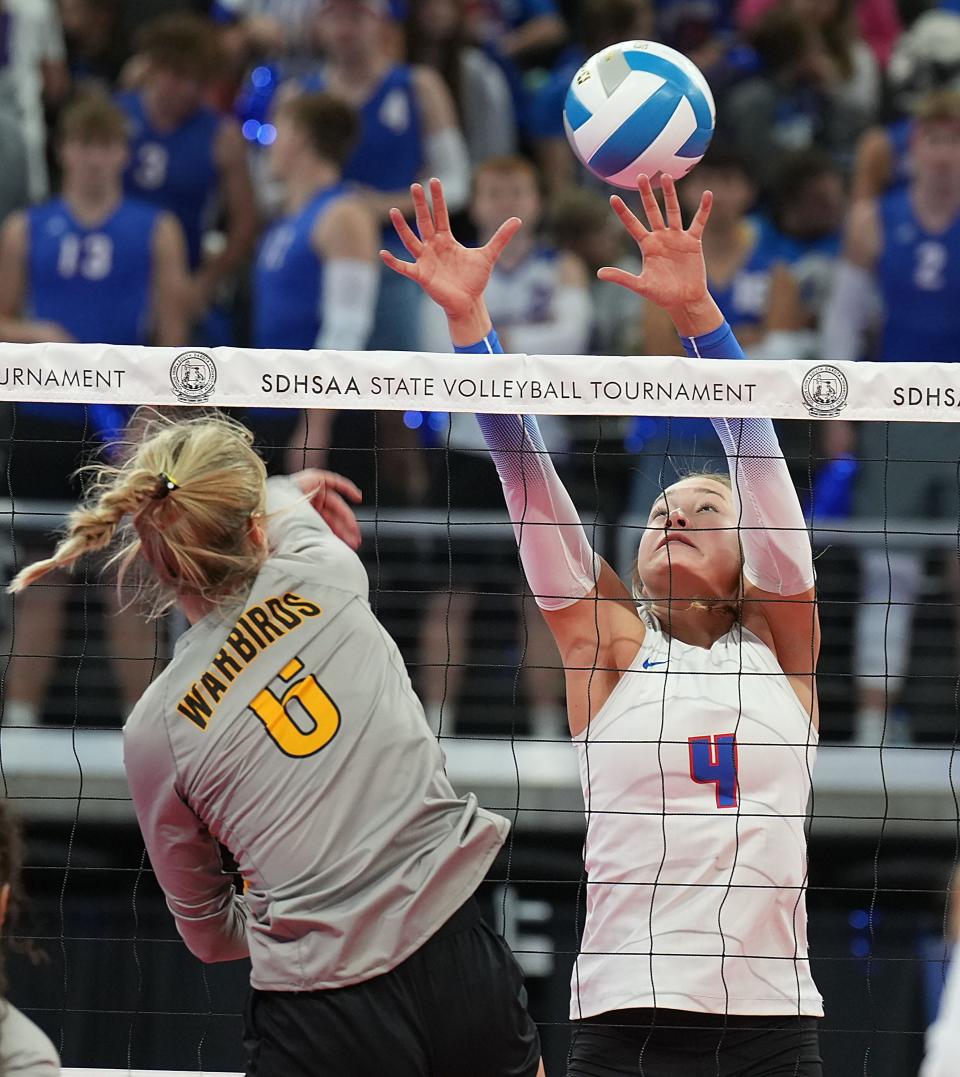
[0,343,958,421]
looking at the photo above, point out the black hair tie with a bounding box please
[154,472,180,500]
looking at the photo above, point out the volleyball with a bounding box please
[563,40,716,189]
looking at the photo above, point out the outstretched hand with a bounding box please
[599,174,713,313]
[380,178,521,319]
[292,469,363,550]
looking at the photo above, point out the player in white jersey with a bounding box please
[384,177,823,1076]
[9,415,543,1077]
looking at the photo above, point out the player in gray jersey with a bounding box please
[10,413,541,1077]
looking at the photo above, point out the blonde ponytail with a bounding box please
[8,411,269,616]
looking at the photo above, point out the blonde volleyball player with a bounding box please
[9,416,542,1077]
[384,177,823,1076]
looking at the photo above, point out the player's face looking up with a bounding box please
[635,476,742,607]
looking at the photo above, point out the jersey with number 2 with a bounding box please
[877,187,960,362]
[571,611,822,1021]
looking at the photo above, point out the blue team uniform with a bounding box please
[15,197,161,500]
[303,65,422,203]
[299,65,424,351]
[253,184,346,349]
[876,187,960,362]
[28,197,159,344]
[115,90,220,270]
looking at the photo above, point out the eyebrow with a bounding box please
[650,486,732,510]
[651,486,729,509]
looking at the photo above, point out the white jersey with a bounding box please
[571,613,823,1020]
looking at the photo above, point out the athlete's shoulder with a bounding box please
[0,1001,60,1075]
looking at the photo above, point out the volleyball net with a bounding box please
[3,342,959,1076]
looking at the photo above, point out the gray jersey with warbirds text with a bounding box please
[124,477,509,990]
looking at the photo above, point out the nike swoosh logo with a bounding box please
[642,658,668,669]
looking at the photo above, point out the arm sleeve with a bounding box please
[920,941,960,1077]
[820,259,882,363]
[264,476,368,598]
[316,259,379,351]
[423,128,471,213]
[123,715,250,964]
[455,330,600,610]
[683,320,815,597]
[501,284,592,355]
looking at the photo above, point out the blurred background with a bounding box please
[1,0,960,1072]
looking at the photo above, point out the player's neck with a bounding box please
[284,160,339,212]
[179,593,215,625]
[649,600,736,648]
[62,183,122,226]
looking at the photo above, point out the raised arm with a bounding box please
[381,182,642,718]
[600,175,819,680]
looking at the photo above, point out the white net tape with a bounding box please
[1,342,958,421]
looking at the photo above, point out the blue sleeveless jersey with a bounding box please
[28,198,159,344]
[25,197,159,431]
[710,215,787,328]
[876,188,960,362]
[115,90,220,269]
[253,184,346,349]
[301,66,421,254]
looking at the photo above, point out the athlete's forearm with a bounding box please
[454,327,599,610]
[682,319,814,596]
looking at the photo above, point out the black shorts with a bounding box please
[243,896,541,1077]
[568,1008,821,1077]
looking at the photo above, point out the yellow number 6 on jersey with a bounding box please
[249,657,340,757]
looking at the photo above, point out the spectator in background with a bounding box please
[464,0,566,68]
[626,143,803,510]
[250,93,378,475]
[0,800,59,1075]
[722,5,873,186]
[1,0,70,202]
[851,8,960,200]
[419,157,591,739]
[549,185,644,356]
[404,0,517,166]
[116,13,258,336]
[771,148,847,339]
[0,92,189,728]
[59,0,129,88]
[212,0,323,60]
[527,0,653,197]
[0,111,28,225]
[299,0,471,352]
[820,90,960,746]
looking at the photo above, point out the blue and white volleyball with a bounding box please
[563,40,715,189]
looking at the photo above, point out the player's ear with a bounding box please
[0,882,10,931]
[248,515,268,555]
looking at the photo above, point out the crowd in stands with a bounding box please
[0,0,959,744]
